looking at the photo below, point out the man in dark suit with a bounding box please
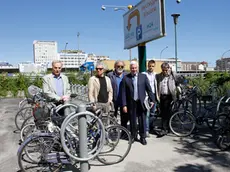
[121,61,155,145]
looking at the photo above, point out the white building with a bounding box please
[33,40,58,64]
[148,58,182,72]
[58,52,88,68]
[87,53,109,62]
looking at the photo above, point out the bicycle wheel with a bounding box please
[20,122,50,142]
[15,107,33,130]
[21,116,35,131]
[19,98,33,110]
[100,115,118,127]
[18,134,63,171]
[96,125,132,165]
[169,110,196,137]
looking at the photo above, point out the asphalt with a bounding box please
[0,98,230,172]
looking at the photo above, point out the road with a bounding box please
[0,98,230,172]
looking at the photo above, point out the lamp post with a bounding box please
[101,4,133,62]
[64,42,68,72]
[221,49,230,71]
[160,46,168,60]
[77,32,80,69]
[171,13,180,73]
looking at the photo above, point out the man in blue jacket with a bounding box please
[121,61,155,145]
[107,60,128,128]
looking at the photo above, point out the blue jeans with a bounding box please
[146,103,156,132]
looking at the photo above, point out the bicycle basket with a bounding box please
[28,85,42,97]
[33,104,50,121]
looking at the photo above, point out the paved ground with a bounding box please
[0,98,230,172]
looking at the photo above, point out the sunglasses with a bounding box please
[96,68,103,71]
[117,65,124,69]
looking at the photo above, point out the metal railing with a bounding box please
[70,84,89,102]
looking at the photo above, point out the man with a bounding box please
[107,60,128,127]
[155,62,181,137]
[121,61,155,145]
[88,62,113,113]
[42,60,71,103]
[142,60,159,137]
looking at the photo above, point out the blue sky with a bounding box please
[0,0,229,67]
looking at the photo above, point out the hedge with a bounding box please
[0,72,91,98]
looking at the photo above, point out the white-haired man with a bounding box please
[88,62,113,112]
[121,61,155,145]
[42,60,71,102]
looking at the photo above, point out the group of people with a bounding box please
[42,60,182,146]
[88,60,182,145]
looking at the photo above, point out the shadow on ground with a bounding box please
[172,127,230,169]
[173,163,213,172]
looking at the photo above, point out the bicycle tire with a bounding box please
[96,125,132,165]
[15,107,33,130]
[169,110,196,137]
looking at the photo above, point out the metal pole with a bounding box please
[77,32,80,69]
[78,104,88,172]
[129,49,132,62]
[174,23,178,73]
[65,42,68,73]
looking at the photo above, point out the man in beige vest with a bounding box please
[88,62,113,112]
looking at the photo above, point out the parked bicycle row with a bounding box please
[15,85,132,171]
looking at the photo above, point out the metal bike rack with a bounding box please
[78,104,88,172]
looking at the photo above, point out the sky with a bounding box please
[0,0,230,67]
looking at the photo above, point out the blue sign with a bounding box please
[136,25,142,41]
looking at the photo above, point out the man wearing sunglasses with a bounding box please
[88,62,113,112]
[107,60,128,128]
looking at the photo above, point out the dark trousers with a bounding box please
[129,100,146,139]
[160,95,173,131]
[114,105,129,129]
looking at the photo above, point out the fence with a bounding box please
[70,84,89,102]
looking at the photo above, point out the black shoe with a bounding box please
[131,137,139,143]
[156,130,167,138]
[140,138,147,145]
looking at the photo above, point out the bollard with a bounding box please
[78,104,88,172]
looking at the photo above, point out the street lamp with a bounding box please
[171,13,180,73]
[221,49,230,71]
[77,32,80,69]
[101,5,132,11]
[160,46,168,60]
[101,4,133,62]
[64,42,68,72]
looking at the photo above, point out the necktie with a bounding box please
[133,75,138,100]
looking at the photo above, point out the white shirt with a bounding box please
[160,76,169,95]
[142,71,156,94]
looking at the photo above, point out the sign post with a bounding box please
[123,0,166,72]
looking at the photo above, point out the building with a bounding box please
[33,40,58,64]
[58,51,88,68]
[18,62,48,74]
[216,57,230,71]
[87,53,109,62]
[147,58,182,72]
[0,61,13,67]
